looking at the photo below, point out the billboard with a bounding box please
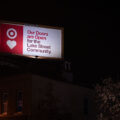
[0,22,64,59]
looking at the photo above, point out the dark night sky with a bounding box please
[1,1,120,83]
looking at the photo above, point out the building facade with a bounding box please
[0,74,96,120]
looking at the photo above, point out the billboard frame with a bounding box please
[0,20,64,60]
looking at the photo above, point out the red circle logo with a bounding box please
[7,28,17,39]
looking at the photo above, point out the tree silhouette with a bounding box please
[95,77,120,120]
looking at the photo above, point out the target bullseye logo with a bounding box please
[7,28,17,39]
[6,28,17,49]
[0,24,23,54]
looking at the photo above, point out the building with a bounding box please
[0,55,96,120]
[0,74,95,120]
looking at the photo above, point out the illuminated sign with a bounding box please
[0,22,64,59]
